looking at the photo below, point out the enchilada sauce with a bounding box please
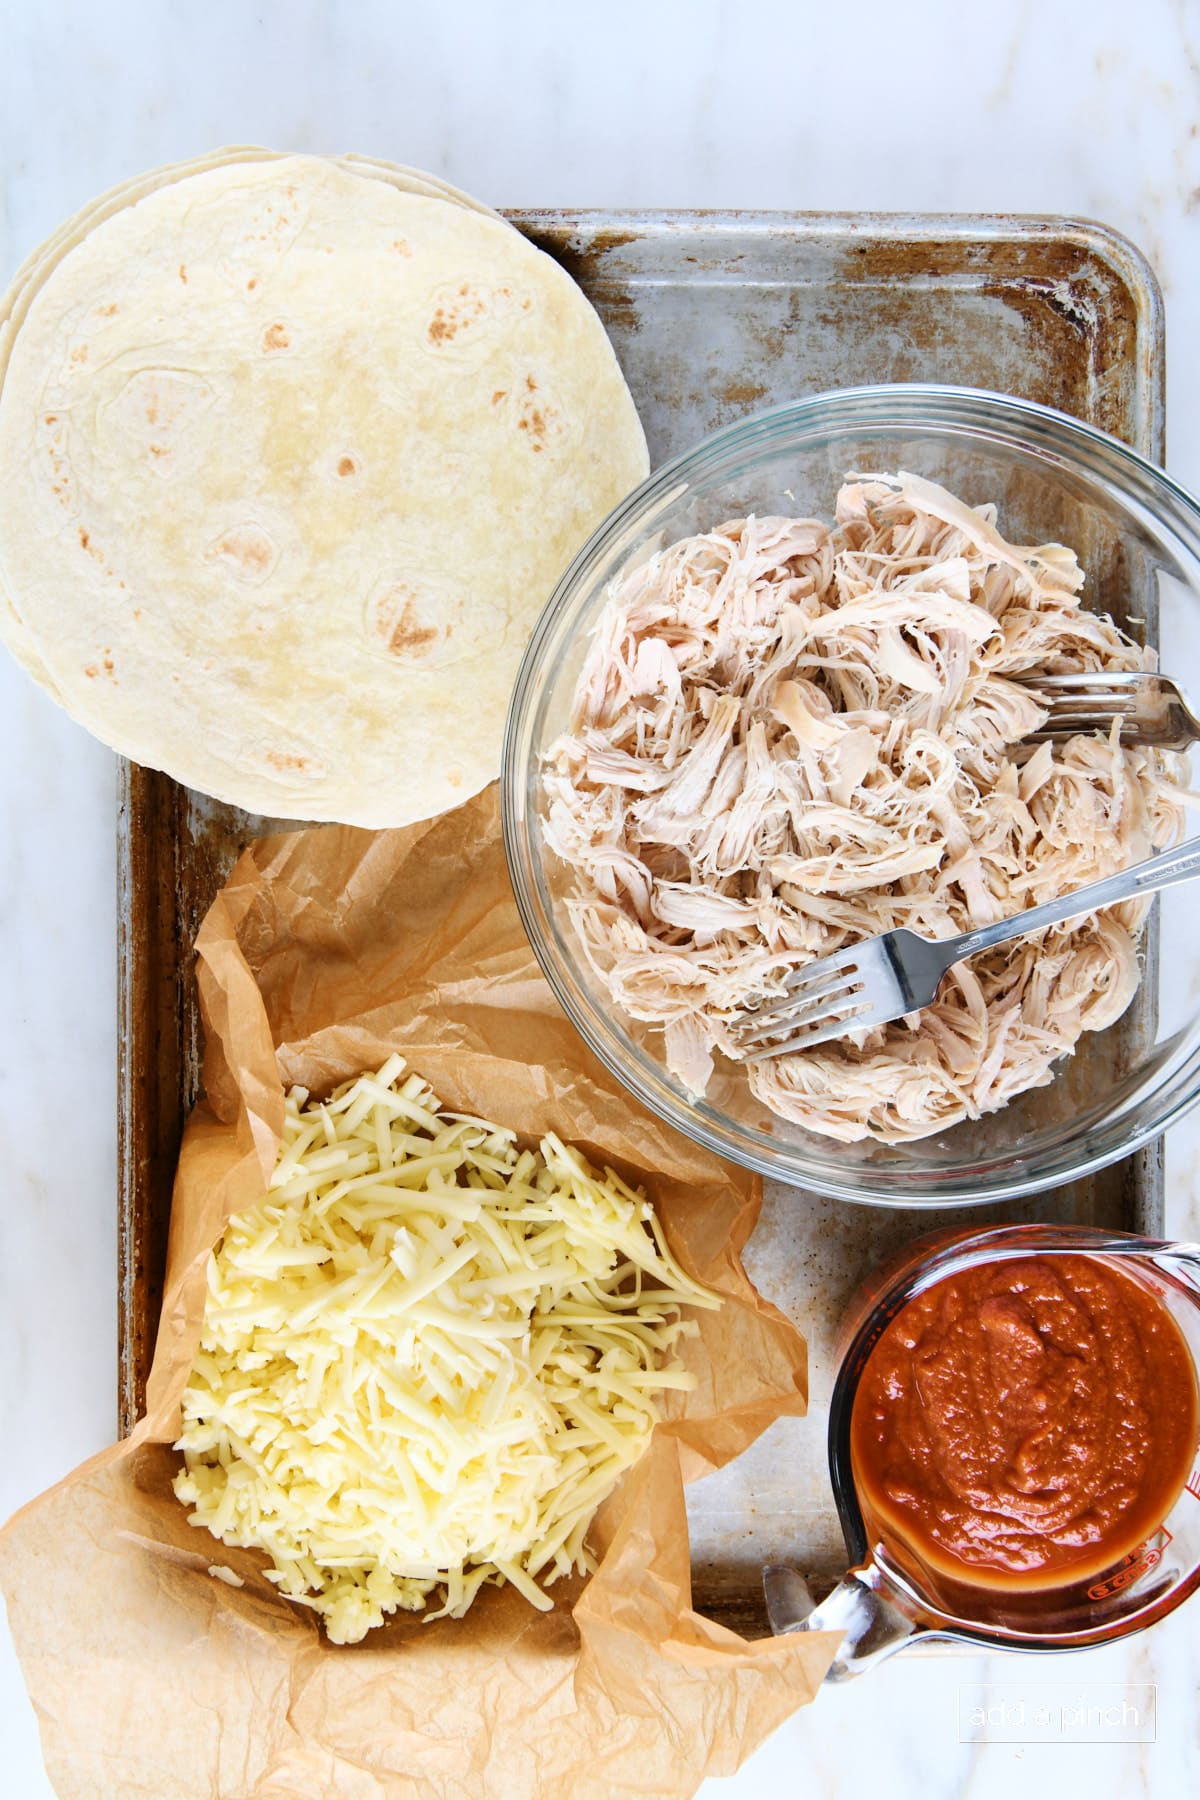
[850,1255,1198,1591]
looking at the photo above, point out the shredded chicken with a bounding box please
[543,473,1190,1144]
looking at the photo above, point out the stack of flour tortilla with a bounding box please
[0,149,648,823]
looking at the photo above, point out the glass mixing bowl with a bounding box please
[502,385,1200,1205]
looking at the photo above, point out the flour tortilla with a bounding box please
[0,149,508,710]
[0,153,646,822]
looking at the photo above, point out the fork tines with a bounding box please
[1024,674,1146,736]
[735,946,871,1057]
[1027,677,1139,706]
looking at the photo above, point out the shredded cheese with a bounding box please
[173,1056,717,1644]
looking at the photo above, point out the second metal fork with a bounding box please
[1020,671,1200,751]
[731,834,1200,1059]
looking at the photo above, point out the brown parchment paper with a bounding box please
[0,786,838,1798]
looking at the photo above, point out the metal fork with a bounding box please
[731,835,1200,1059]
[1019,671,1200,751]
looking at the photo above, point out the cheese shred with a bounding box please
[173,1057,717,1643]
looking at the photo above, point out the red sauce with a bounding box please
[850,1255,1198,1592]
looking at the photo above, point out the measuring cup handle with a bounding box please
[762,1561,924,1680]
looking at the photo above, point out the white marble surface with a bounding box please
[2,1,1200,1794]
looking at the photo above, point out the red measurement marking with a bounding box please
[1087,1528,1173,1601]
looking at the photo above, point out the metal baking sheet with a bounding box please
[117,209,1166,1635]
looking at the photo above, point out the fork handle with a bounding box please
[947,836,1200,963]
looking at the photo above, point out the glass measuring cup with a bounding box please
[763,1225,1200,1680]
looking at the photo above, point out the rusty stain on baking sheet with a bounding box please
[116,209,1166,1635]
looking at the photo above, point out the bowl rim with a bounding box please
[502,382,1200,1206]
